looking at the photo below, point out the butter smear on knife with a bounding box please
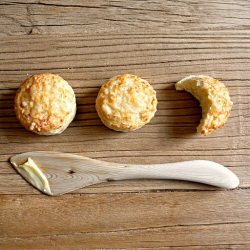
[18,157,52,195]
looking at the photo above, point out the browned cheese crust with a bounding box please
[15,73,76,135]
[96,74,157,132]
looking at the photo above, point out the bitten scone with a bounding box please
[15,73,76,135]
[175,75,233,135]
[96,74,157,131]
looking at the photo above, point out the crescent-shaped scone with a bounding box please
[15,73,76,135]
[175,75,233,135]
[96,74,157,132]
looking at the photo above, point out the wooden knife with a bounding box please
[10,151,240,196]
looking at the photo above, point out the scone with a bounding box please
[15,73,76,135]
[96,74,157,132]
[176,75,233,135]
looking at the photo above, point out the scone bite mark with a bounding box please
[15,73,76,135]
[175,75,233,135]
[96,74,158,132]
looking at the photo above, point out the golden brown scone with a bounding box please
[96,74,157,131]
[15,73,76,135]
[175,75,233,135]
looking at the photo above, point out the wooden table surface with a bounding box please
[1,0,250,249]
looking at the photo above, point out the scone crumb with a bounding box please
[176,75,232,135]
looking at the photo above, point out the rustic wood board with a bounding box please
[0,0,250,249]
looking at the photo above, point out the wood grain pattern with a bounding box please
[0,0,250,248]
[1,0,250,36]
[1,191,250,248]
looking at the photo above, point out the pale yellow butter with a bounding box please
[18,158,52,195]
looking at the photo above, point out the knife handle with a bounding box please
[111,160,239,189]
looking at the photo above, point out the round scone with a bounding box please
[96,74,157,132]
[176,75,233,135]
[15,73,76,135]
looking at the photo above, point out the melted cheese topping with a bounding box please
[15,73,76,135]
[96,74,157,131]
